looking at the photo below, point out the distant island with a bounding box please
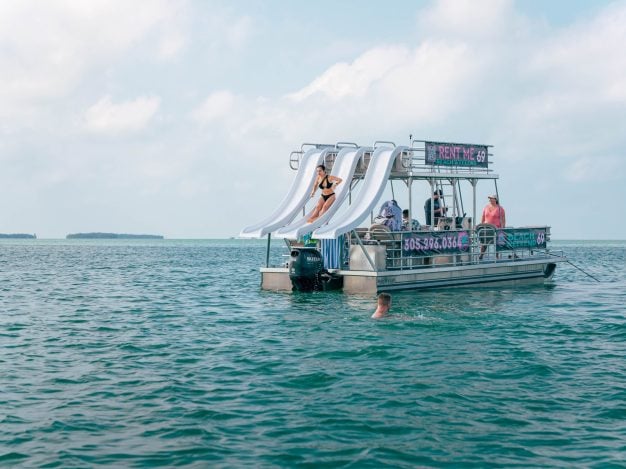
[0,233,37,239]
[66,233,164,239]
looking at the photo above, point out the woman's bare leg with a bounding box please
[318,195,336,218]
[307,198,325,223]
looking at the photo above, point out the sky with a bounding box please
[1,0,625,239]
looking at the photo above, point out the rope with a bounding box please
[548,252,600,282]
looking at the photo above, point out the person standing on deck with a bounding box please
[479,195,506,259]
[481,195,506,228]
[424,190,447,226]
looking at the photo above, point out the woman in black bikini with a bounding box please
[307,164,343,223]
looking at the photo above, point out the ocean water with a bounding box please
[1,239,625,467]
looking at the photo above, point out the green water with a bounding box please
[1,239,625,467]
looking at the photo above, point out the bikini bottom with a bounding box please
[321,193,335,202]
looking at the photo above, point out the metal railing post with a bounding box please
[352,230,377,271]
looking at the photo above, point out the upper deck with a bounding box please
[289,139,499,181]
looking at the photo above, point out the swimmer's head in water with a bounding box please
[378,292,391,307]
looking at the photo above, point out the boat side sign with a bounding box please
[403,231,471,256]
[402,228,547,257]
[425,141,488,168]
[496,228,547,251]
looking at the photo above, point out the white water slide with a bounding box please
[275,147,368,240]
[239,148,327,238]
[313,146,407,240]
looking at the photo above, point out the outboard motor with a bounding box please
[289,247,324,292]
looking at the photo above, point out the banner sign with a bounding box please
[496,228,547,251]
[425,141,488,168]
[402,228,547,257]
[402,231,470,257]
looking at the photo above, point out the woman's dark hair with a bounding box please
[316,164,326,172]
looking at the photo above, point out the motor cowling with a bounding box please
[289,247,324,292]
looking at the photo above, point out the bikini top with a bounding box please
[319,175,333,190]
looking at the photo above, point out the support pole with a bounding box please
[352,230,377,271]
[494,180,503,227]
[429,178,435,227]
[408,177,413,227]
[265,233,271,268]
[472,180,477,229]
[450,178,457,219]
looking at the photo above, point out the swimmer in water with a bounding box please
[371,292,391,319]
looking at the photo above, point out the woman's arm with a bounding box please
[330,176,342,186]
[310,177,319,198]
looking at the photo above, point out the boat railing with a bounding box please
[288,150,303,170]
[289,143,337,170]
[289,139,497,178]
[346,226,556,271]
[373,140,396,148]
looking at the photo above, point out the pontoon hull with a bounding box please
[260,259,562,294]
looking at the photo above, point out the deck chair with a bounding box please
[369,223,394,242]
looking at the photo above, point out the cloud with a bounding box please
[225,15,254,49]
[418,0,518,39]
[0,0,184,121]
[492,2,626,172]
[564,156,624,183]
[156,30,188,60]
[231,0,626,173]
[84,95,161,135]
[526,5,626,110]
[287,46,410,102]
[210,39,487,149]
[2,0,626,238]
[185,0,626,238]
[191,91,236,124]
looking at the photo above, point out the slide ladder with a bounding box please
[275,147,368,240]
[239,148,326,238]
[313,146,408,239]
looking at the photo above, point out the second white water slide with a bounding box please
[275,147,368,240]
[239,148,326,238]
[313,146,407,240]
